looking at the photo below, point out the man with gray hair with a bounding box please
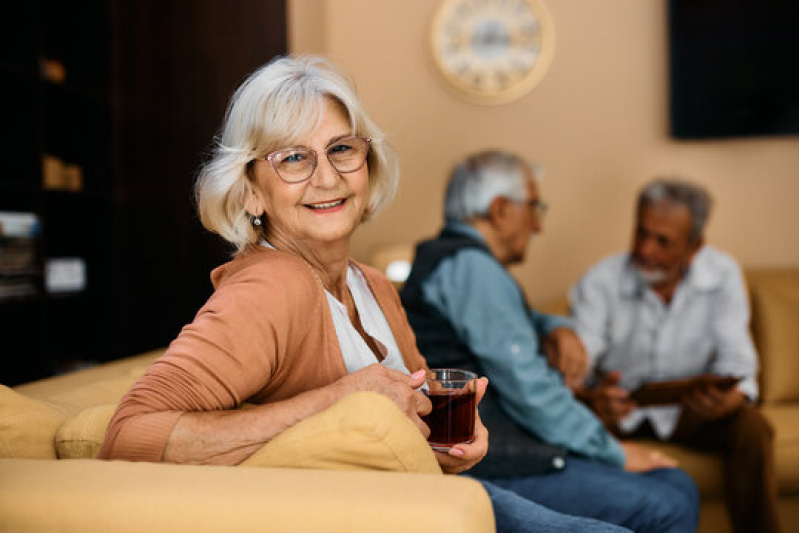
[401,152,699,533]
[570,178,779,532]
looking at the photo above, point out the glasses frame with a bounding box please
[262,136,372,184]
[517,198,549,220]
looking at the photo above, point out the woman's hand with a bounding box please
[336,364,432,437]
[434,377,490,475]
[621,441,678,472]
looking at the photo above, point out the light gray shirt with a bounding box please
[569,246,758,439]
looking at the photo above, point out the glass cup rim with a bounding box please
[425,368,478,383]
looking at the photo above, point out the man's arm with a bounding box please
[709,260,759,399]
[684,259,758,420]
[422,250,626,467]
[568,264,636,427]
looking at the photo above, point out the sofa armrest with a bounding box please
[0,458,494,533]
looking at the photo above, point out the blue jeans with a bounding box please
[479,457,699,533]
[478,480,633,533]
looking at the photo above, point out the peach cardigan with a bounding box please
[98,246,427,462]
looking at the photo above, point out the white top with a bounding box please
[569,246,758,439]
[261,242,409,375]
[326,264,410,374]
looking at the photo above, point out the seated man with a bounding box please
[401,151,699,533]
[569,178,779,533]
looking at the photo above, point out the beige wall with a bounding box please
[289,0,799,304]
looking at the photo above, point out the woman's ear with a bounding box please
[244,187,265,218]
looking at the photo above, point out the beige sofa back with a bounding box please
[747,268,799,404]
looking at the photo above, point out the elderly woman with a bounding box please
[98,55,485,473]
[98,56,630,533]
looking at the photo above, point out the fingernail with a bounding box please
[412,370,426,379]
[449,448,464,457]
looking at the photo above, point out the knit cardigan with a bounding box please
[98,246,428,462]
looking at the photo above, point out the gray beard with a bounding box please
[634,266,667,285]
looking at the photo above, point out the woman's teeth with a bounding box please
[307,199,345,210]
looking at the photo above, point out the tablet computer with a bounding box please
[630,374,743,407]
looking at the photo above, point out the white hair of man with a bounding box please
[444,150,540,223]
[637,178,713,243]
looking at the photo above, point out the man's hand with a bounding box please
[434,377,490,475]
[621,441,678,472]
[683,385,746,421]
[579,370,636,428]
[543,327,589,389]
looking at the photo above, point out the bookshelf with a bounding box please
[0,0,114,384]
[1,0,287,386]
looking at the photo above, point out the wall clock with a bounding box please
[429,0,555,105]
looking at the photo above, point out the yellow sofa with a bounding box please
[541,267,799,533]
[0,350,494,533]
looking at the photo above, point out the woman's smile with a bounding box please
[304,196,348,212]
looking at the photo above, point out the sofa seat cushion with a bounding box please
[240,391,441,474]
[0,386,66,459]
[0,458,493,533]
[639,439,723,497]
[762,405,799,493]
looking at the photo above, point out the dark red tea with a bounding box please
[422,389,476,450]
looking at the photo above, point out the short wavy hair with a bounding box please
[444,150,540,223]
[195,55,399,253]
[637,178,713,242]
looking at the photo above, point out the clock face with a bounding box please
[430,0,555,105]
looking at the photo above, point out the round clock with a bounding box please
[429,0,555,105]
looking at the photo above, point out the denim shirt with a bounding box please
[419,222,626,467]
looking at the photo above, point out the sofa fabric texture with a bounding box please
[0,349,491,532]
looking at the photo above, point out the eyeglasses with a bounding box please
[518,198,549,220]
[261,136,371,184]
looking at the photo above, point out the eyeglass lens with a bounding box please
[270,137,369,183]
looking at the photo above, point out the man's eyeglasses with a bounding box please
[260,136,371,184]
[518,198,549,220]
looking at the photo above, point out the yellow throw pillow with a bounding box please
[239,391,441,475]
[0,385,66,459]
[55,404,117,459]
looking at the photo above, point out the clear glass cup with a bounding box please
[421,369,477,451]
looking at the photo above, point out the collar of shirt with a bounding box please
[444,220,486,242]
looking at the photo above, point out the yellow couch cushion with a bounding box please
[748,270,799,403]
[0,385,66,459]
[55,404,117,459]
[240,391,441,474]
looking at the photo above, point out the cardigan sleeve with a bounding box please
[98,255,320,462]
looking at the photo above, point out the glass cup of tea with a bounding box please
[420,369,478,452]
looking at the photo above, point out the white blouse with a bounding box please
[261,242,409,375]
[325,264,410,374]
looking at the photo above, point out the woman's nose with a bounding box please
[309,155,341,188]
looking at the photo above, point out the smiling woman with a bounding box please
[96,55,489,479]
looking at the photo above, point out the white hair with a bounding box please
[195,55,399,253]
[444,150,540,222]
[638,177,713,242]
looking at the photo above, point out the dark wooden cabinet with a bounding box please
[1,0,287,385]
